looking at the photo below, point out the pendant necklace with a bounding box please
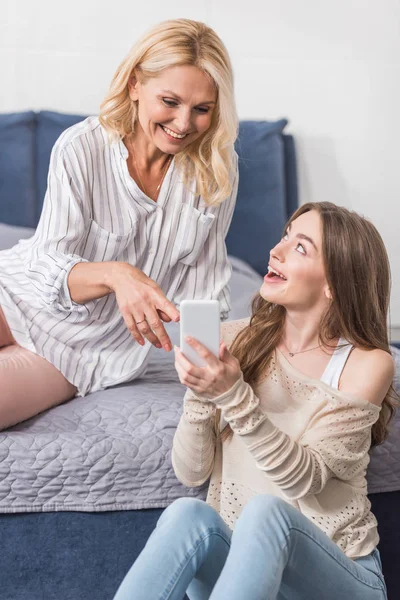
[283,341,322,357]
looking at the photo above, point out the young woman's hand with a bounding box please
[108,263,180,351]
[174,337,242,398]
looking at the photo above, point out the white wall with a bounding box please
[2,0,400,336]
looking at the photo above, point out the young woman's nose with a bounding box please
[270,241,285,263]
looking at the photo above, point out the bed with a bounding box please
[0,111,399,600]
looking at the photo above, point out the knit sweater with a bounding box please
[172,318,381,559]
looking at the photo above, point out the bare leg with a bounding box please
[0,306,77,430]
[0,305,16,348]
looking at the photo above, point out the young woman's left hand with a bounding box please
[174,337,242,398]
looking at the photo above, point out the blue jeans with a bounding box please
[113,495,387,600]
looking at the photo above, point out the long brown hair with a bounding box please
[222,202,396,446]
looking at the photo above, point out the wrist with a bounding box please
[211,375,244,405]
[103,261,130,293]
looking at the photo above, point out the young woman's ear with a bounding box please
[324,286,332,300]
[128,74,140,101]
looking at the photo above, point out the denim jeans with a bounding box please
[113,495,387,600]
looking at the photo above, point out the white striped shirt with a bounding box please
[0,117,238,395]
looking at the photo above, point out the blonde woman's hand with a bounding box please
[174,337,242,398]
[107,263,180,351]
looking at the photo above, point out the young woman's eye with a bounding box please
[162,98,178,107]
[296,243,306,255]
[282,232,289,241]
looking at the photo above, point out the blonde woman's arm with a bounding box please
[25,136,179,346]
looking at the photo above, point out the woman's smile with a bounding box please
[158,123,191,143]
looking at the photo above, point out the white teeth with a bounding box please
[268,266,287,280]
[161,125,186,139]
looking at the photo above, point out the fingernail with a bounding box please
[185,336,192,342]
[164,343,171,351]
[155,343,162,349]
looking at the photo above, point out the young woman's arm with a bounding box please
[338,347,395,406]
[176,337,394,500]
[207,350,394,500]
[172,319,249,487]
[171,389,217,487]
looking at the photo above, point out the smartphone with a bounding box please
[180,300,220,367]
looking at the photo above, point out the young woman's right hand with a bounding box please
[108,263,180,351]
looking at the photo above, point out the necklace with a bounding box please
[283,340,322,357]
[130,142,172,199]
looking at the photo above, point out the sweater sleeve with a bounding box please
[171,389,217,487]
[172,318,250,487]
[213,376,381,500]
[24,139,96,320]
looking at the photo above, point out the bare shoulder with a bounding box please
[221,318,250,348]
[339,347,395,406]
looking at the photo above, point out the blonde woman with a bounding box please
[114,203,394,600]
[0,19,238,429]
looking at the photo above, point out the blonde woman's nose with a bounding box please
[175,108,191,133]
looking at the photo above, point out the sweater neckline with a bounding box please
[274,348,381,412]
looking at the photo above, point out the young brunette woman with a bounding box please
[113,202,395,600]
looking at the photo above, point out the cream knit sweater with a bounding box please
[172,319,381,559]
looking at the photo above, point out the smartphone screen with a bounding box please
[180,300,220,367]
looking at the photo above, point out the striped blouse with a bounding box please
[0,117,238,396]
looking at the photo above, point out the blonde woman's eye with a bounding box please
[195,106,210,114]
[162,98,178,107]
[296,243,306,254]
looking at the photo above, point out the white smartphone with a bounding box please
[180,300,220,367]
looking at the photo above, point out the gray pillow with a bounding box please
[0,222,35,250]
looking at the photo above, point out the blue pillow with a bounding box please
[228,119,289,276]
[282,134,298,219]
[0,112,37,228]
[36,111,87,220]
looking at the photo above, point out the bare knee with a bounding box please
[0,345,76,431]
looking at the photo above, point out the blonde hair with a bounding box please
[222,202,397,446]
[99,19,238,205]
